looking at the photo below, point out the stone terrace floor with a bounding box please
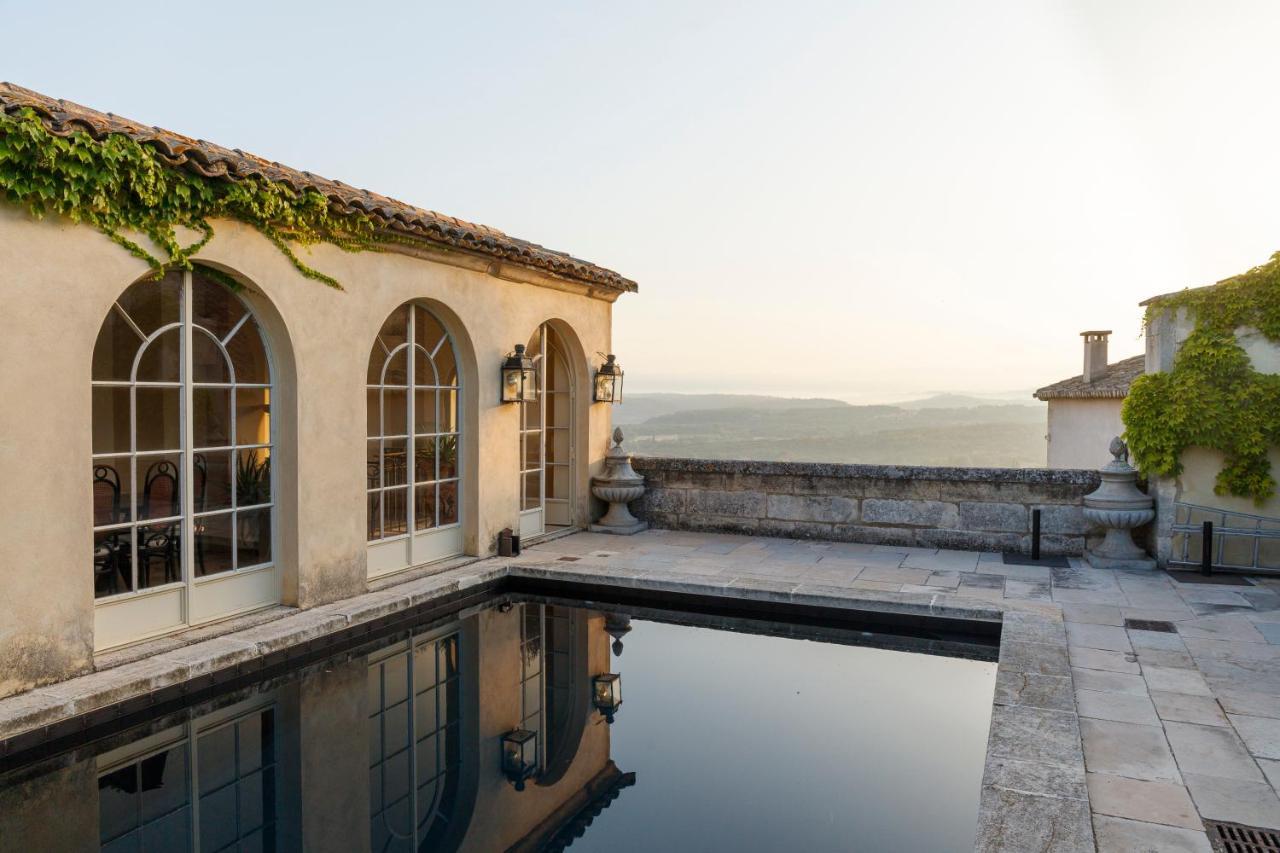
[526,528,1280,852]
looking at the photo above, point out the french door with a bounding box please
[91,270,279,650]
[518,324,574,539]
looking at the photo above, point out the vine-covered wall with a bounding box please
[1122,253,1280,503]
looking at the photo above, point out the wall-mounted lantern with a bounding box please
[592,673,623,723]
[501,344,538,404]
[593,354,624,404]
[501,728,538,790]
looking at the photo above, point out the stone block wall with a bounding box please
[630,458,1102,555]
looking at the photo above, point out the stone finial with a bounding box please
[613,427,624,448]
[1109,436,1128,465]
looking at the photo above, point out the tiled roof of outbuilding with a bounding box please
[1033,354,1145,401]
[0,82,637,293]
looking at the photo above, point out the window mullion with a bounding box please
[407,309,416,538]
[181,271,196,601]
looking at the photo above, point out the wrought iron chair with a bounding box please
[192,453,208,575]
[92,464,129,594]
[139,460,181,586]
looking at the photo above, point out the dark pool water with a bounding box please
[0,596,996,853]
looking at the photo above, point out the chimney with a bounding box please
[1081,330,1111,383]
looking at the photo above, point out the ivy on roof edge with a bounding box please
[0,106,386,289]
[1122,252,1280,503]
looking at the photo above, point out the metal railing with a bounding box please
[1169,501,1280,575]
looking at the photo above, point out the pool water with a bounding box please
[0,596,996,853]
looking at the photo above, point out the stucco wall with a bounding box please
[1045,398,1124,469]
[630,457,1101,555]
[1144,308,1280,565]
[0,206,622,695]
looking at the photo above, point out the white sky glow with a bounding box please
[5,0,1279,402]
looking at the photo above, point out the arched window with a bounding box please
[91,269,278,649]
[366,304,462,577]
[518,323,575,540]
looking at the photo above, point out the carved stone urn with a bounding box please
[589,428,648,535]
[1083,437,1156,570]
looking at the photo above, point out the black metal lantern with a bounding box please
[501,344,538,404]
[501,728,538,790]
[592,673,623,723]
[593,354,624,404]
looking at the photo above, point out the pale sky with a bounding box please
[5,1,1280,402]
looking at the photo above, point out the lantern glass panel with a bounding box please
[520,368,538,403]
[594,372,614,403]
[501,366,522,403]
[593,673,621,709]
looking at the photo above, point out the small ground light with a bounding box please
[501,344,537,403]
[592,673,623,723]
[501,728,538,790]
[593,354,624,403]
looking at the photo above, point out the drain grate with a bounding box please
[1206,820,1280,853]
[1124,618,1177,633]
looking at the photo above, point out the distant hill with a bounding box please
[617,393,1047,468]
[612,393,848,425]
[898,392,1037,409]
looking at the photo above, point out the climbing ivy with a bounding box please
[0,106,387,288]
[1122,252,1280,503]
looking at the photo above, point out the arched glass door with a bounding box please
[91,269,279,650]
[367,304,463,577]
[518,324,574,540]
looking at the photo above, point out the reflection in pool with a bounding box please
[0,597,996,852]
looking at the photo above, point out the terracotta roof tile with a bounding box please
[1033,354,1145,400]
[0,82,636,293]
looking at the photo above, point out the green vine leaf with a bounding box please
[1123,253,1280,503]
[0,107,388,288]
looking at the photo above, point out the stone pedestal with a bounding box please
[1084,438,1156,570]
[590,428,648,535]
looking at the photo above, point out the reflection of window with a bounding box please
[98,707,277,852]
[91,269,275,598]
[519,606,544,767]
[520,605,584,784]
[544,607,576,770]
[368,631,460,852]
[366,304,461,542]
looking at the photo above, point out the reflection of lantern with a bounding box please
[501,728,538,790]
[593,354,624,403]
[592,673,623,723]
[501,344,537,403]
[605,613,632,657]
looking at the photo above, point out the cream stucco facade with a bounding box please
[0,204,631,697]
[1044,398,1125,470]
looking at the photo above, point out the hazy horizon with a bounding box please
[4,1,1276,398]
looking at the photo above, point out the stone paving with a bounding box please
[524,529,1280,852]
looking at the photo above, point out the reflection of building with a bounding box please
[1033,331,1144,469]
[0,605,630,853]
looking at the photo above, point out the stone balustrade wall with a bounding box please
[629,457,1102,555]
